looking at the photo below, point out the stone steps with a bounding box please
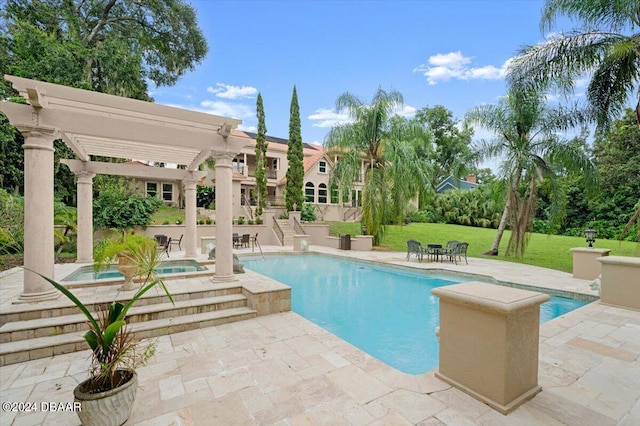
[0,284,257,366]
[0,285,243,325]
[275,219,296,246]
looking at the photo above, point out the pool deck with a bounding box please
[1,246,639,425]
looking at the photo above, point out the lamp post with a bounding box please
[585,227,597,248]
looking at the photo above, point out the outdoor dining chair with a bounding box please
[406,239,424,262]
[241,234,250,248]
[169,234,183,251]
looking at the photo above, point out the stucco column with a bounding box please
[183,178,198,258]
[20,130,58,302]
[212,152,236,281]
[75,171,96,263]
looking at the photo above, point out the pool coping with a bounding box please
[240,251,600,303]
[60,259,215,289]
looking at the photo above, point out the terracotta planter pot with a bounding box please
[74,370,138,426]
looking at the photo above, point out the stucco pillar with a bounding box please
[19,130,58,302]
[183,178,198,258]
[212,152,236,281]
[75,171,95,263]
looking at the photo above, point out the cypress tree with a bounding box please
[286,85,305,211]
[254,93,268,217]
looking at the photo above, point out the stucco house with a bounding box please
[203,130,368,222]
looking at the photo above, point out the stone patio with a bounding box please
[1,246,639,425]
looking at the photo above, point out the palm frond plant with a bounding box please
[324,88,432,244]
[466,86,597,257]
[29,234,173,423]
[508,0,640,130]
[93,232,163,290]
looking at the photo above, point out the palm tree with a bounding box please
[466,87,596,257]
[508,0,640,130]
[325,88,431,244]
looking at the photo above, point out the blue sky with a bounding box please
[151,0,578,145]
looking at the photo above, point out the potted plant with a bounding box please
[237,216,245,225]
[93,233,159,291]
[31,244,173,425]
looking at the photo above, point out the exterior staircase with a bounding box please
[0,282,257,366]
[274,219,296,246]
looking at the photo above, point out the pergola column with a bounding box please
[212,152,236,281]
[19,129,58,302]
[75,171,95,263]
[183,178,198,258]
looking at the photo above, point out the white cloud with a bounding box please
[428,51,471,68]
[207,83,258,99]
[393,104,417,118]
[414,51,511,85]
[199,100,254,120]
[309,104,417,128]
[238,124,257,132]
[308,108,352,128]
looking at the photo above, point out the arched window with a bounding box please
[318,183,328,203]
[305,182,315,203]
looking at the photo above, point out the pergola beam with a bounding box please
[59,133,90,162]
[61,159,207,181]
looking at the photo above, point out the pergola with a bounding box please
[1,75,245,302]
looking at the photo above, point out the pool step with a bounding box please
[0,294,249,344]
[0,283,258,366]
[0,307,257,366]
[0,283,243,326]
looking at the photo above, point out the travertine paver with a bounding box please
[1,246,639,425]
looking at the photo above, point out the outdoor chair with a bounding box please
[251,233,259,252]
[233,233,240,248]
[441,240,461,263]
[169,234,183,251]
[406,239,424,262]
[241,234,250,248]
[453,242,469,265]
[155,235,170,257]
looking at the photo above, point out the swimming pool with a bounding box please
[62,259,207,282]
[242,254,589,375]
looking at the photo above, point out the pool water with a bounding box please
[242,254,589,375]
[62,260,207,281]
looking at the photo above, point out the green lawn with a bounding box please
[328,221,639,273]
[150,206,186,225]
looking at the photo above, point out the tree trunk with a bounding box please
[484,199,509,256]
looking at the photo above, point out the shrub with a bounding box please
[162,220,170,225]
[196,185,215,208]
[248,219,254,225]
[300,203,316,221]
[255,216,263,225]
[175,219,183,225]
[93,179,162,230]
[205,218,212,224]
[0,189,24,254]
[197,219,204,225]
[237,216,245,225]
